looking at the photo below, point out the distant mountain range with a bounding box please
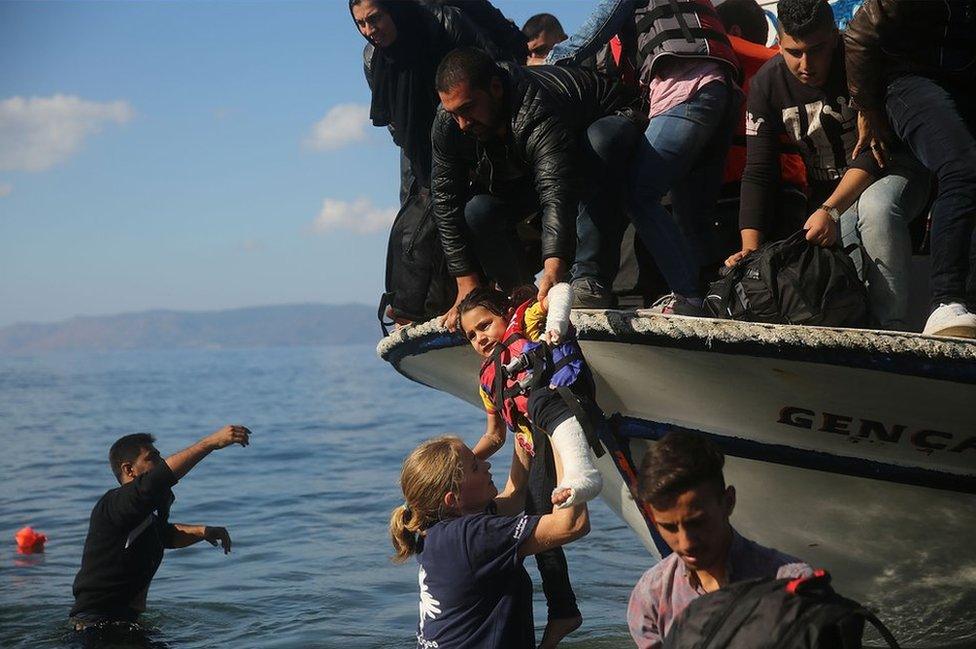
[0,303,384,353]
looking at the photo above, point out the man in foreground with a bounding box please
[69,425,251,630]
[628,432,811,648]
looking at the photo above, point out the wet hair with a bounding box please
[389,436,466,562]
[776,0,835,38]
[109,433,156,483]
[638,432,727,509]
[716,0,769,45]
[522,13,566,40]
[435,47,497,94]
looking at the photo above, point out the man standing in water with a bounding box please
[69,425,251,631]
[628,432,811,648]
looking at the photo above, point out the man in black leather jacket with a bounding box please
[431,47,645,325]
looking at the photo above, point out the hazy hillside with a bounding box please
[0,303,383,353]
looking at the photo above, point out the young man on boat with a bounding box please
[845,0,976,338]
[628,432,811,648]
[69,425,250,631]
[725,0,930,331]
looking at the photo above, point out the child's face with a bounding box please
[460,306,508,358]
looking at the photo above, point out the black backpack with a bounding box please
[704,230,867,327]
[663,571,900,649]
[378,191,457,335]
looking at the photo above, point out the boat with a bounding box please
[378,312,976,647]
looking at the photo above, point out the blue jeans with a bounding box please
[573,115,642,286]
[885,74,976,309]
[548,0,639,67]
[839,156,930,330]
[463,190,538,291]
[629,81,735,297]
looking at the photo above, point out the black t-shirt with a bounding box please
[740,43,881,232]
[70,461,178,618]
[415,512,541,649]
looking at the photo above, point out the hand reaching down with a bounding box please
[203,526,232,554]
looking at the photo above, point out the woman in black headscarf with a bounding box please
[350,0,504,195]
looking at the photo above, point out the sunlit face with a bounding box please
[778,26,837,88]
[352,0,397,49]
[650,484,735,573]
[438,78,505,141]
[120,445,162,484]
[452,444,497,514]
[460,306,509,358]
[526,30,566,66]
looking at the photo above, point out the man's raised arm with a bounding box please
[165,425,250,480]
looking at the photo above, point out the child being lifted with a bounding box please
[456,282,603,647]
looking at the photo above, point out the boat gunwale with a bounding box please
[377,311,976,385]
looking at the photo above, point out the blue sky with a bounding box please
[0,1,600,327]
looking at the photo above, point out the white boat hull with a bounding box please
[379,313,976,646]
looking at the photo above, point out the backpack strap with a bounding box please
[856,609,902,649]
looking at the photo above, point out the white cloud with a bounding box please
[0,95,135,172]
[310,197,396,235]
[304,103,370,151]
[0,183,11,197]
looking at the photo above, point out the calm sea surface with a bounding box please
[0,344,649,648]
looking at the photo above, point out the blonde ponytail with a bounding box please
[389,436,465,563]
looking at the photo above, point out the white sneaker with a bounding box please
[922,303,976,338]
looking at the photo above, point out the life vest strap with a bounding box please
[555,386,606,458]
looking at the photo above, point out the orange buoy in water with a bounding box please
[15,526,47,554]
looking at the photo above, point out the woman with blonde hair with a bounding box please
[390,435,590,649]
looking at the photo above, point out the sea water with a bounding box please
[0,345,646,648]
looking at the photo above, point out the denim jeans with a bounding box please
[628,81,735,297]
[573,115,643,286]
[885,74,976,309]
[548,0,639,67]
[838,156,930,330]
[463,189,539,291]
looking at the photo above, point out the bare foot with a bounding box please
[551,487,573,507]
[539,614,582,649]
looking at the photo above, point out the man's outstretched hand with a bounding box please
[537,257,567,305]
[205,425,251,450]
[852,109,893,169]
[441,273,480,332]
[203,526,232,554]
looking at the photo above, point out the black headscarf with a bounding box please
[351,0,451,189]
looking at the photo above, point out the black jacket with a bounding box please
[431,63,639,277]
[845,0,976,111]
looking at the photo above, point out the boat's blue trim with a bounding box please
[610,415,976,495]
[382,326,976,385]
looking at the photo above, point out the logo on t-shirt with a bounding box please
[513,515,528,540]
[745,111,766,136]
[418,566,441,634]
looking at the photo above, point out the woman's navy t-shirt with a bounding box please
[415,512,541,649]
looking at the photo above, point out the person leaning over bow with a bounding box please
[432,46,651,325]
[627,432,812,648]
[69,426,251,631]
[547,0,743,315]
[391,434,589,648]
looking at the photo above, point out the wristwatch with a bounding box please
[820,204,841,223]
